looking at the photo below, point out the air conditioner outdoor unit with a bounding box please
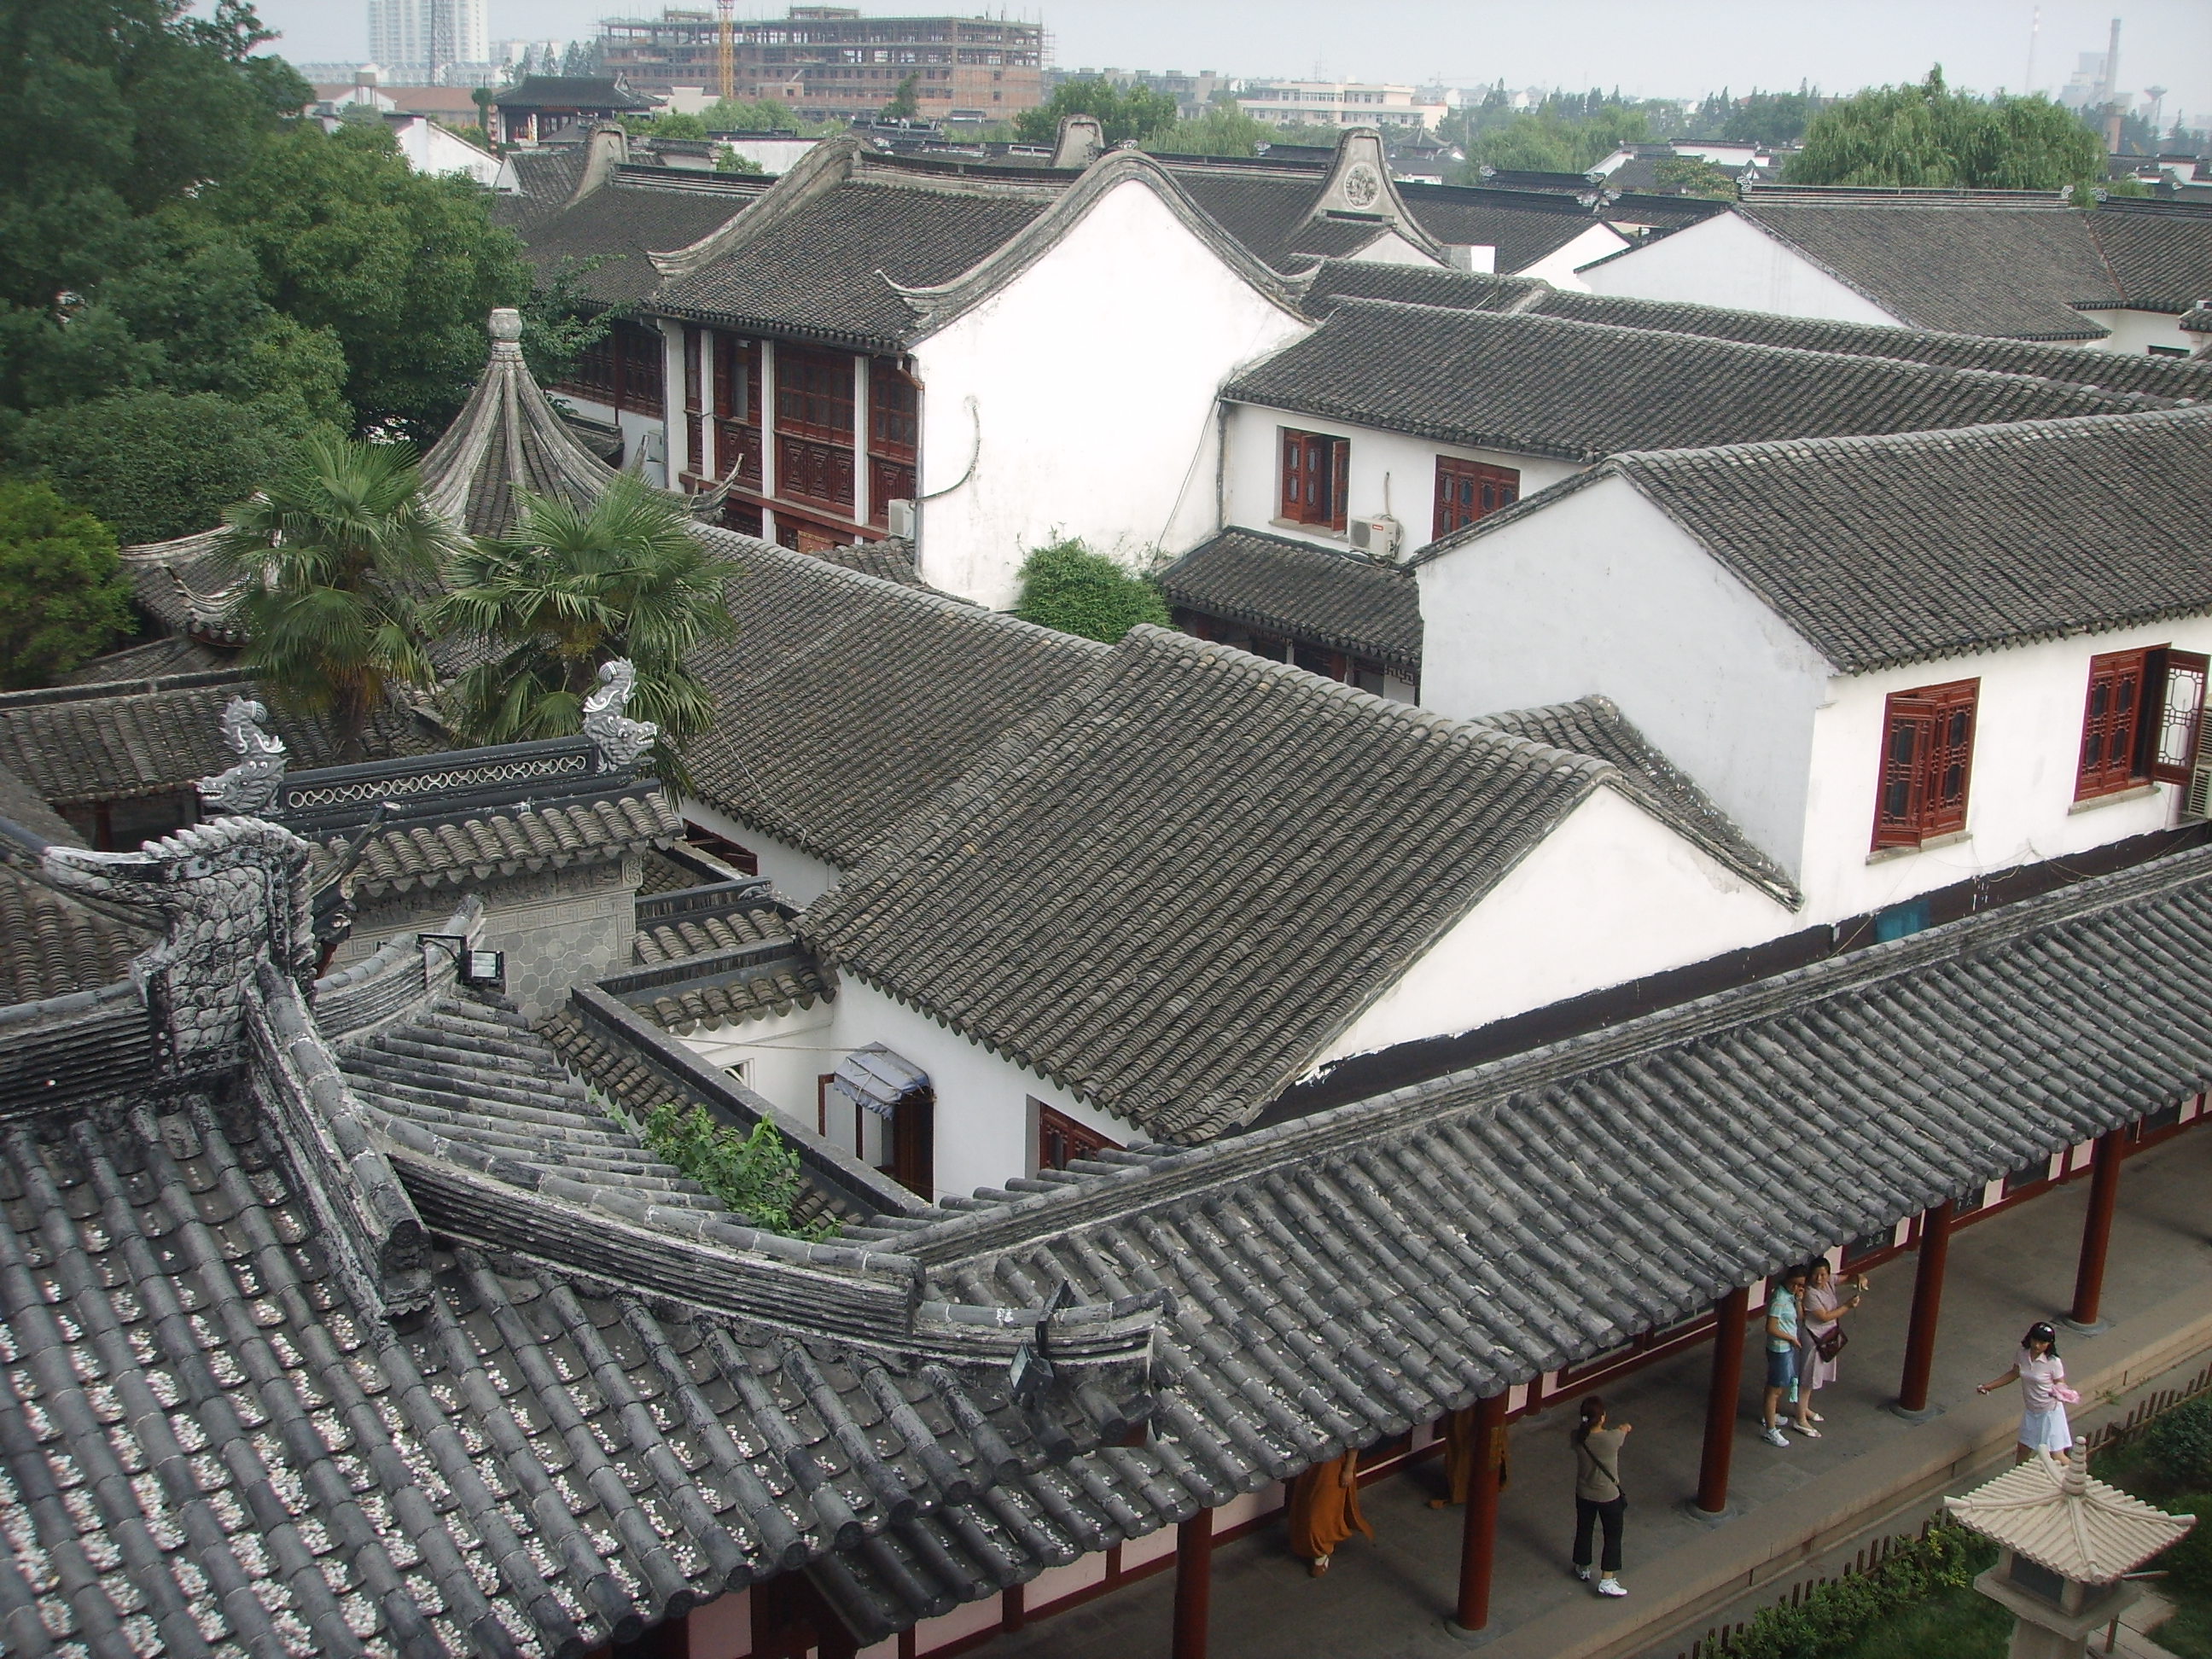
[885,498,917,540]
[1349,513,1402,561]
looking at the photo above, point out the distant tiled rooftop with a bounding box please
[1160,527,1422,680]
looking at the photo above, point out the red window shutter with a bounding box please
[2152,649,2207,784]
[1280,429,1306,520]
[2076,649,2148,799]
[713,335,736,418]
[1873,696,1936,848]
[1327,436,1349,531]
[1433,457,1522,538]
[683,327,702,413]
[1924,682,1977,835]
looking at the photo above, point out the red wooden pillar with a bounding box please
[1696,1285,1751,1516]
[2069,1129,2126,1330]
[1449,1391,1510,1635]
[1000,1582,1026,1634]
[1895,1199,1955,1416]
[1171,1506,1213,1659]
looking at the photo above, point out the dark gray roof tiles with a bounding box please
[0,759,76,847]
[827,840,2212,1599]
[684,528,1107,869]
[58,634,235,684]
[1225,299,2146,463]
[812,538,933,589]
[1159,527,1422,679]
[2085,203,2212,313]
[803,626,1625,1140]
[1394,187,1628,271]
[501,175,764,306]
[1568,406,2212,673]
[1471,696,1799,905]
[494,75,657,111]
[654,177,1053,348]
[1732,201,2124,338]
[622,893,835,1032]
[0,867,153,1004]
[0,1085,1170,1656]
[1301,259,2212,401]
[0,672,425,807]
[1167,169,1394,273]
[313,787,684,895]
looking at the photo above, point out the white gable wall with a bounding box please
[1416,476,1834,872]
[1579,211,1906,325]
[1526,221,1633,289]
[1347,229,1445,266]
[826,976,1138,1201]
[1799,620,2212,925]
[1220,401,1581,556]
[2076,308,2193,356]
[910,178,1313,609]
[678,796,842,906]
[1312,784,1795,1068]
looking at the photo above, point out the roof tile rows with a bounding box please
[317,788,683,895]
[804,626,1617,1140]
[1158,527,1423,679]
[1225,299,2148,464]
[624,895,835,1033]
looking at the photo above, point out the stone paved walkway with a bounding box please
[975,1125,2212,1659]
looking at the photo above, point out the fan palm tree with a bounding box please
[424,476,733,780]
[217,433,447,762]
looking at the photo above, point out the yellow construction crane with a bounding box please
[716,0,736,103]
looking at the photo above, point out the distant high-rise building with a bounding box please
[600,7,1045,122]
[367,0,492,84]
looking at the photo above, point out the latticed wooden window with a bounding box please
[2077,649,2150,800]
[1279,428,1348,531]
[1037,1103,1120,1173]
[775,345,855,441]
[869,360,918,458]
[1433,457,1519,539]
[1872,679,1978,850]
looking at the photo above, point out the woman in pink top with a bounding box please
[1976,1322,2075,1463]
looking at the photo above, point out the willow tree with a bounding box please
[1785,68,2104,190]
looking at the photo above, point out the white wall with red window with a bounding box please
[1219,399,1580,556]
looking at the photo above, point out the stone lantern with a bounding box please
[1945,1443,2196,1659]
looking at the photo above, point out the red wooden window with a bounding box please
[713,335,762,489]
[2075,646,2211,799]
[869,359,918,458]
[1433,457,1519,539]
[777,434,855,509]
[682,325,702,413]
[1037,1103,1121,1173]
[1872,679,1978,850]
[775,345,855,442]
[2077,649,2152,800]
[1279,428,1349,531]
[553,320,664,415]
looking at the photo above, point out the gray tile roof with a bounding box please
[1732,201,2127,338]
[57,634,234,684]
[1301,259,2212,401]
[1225,299,2146,463]
[684,528,1107,869]
[0,672,427,807]
[830,837,2212,1606]
[0,865,152,1004]
[803,626,1629,1141]
[1393,185,1627,271]
[812,538,934,590]
[1166,169,1394,271]
[311,786,684,896]
[617,885,835,1033]
[2084,201,2212,314]
[499,172,764,306]
[1158,527,1422,679]
[653,176,1054,349]
[1470,696,1799,905]
[494,75,658,111]
[1443,406,2212,674]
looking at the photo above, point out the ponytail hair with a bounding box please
[1573,1394,1606,1447]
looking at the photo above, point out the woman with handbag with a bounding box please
[1797,1259,1867,1427]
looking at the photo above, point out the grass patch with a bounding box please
[1824,1574,2010,1659]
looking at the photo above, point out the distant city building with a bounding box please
[1237,80,1447,131]
[600,6,1045,122]
[2058,49,2110,111]
[366,0,492,84]
[1063,66,1230,119]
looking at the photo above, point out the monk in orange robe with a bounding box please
[1429,1406,1511,1509]
[1289,1449,1372,1575]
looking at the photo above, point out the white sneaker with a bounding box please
[1598,1578,1627,1598]
[1572,1564,1592,1581]
[1761,1426,1790,1447]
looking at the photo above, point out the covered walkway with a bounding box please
[974,1121,2212,1659]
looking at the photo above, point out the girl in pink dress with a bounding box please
[1977,1323,2075,1462]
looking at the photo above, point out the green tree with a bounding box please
[696,96,841,137]
[643,109,709,139]
[1651,154,1739,200]
[1012,538,1168,643]
[14,389,318,545]
[1785,67,2105,189]
[192,121,532,441]
[1013,79,1179,148]
[713,146,765,174]
[883,73,920,120]
[638,1105,835,1239]
[1144,105,1273,157]
[0,480,131,690]
[1724,88,1819,146]
[216,432,445,760]
[425,477,733,777]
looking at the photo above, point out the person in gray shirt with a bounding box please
[1571,1394,1631,1598]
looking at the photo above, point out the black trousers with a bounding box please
[1573,1495,1627,1574]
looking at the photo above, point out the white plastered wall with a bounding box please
[826,978,1138,1201]
[678,796,843,906]
[1346,229,1445,266]
[1523,221,1632,288]
[1579,211,1906,325]
[1314,784,1795,1067]
[2075,308,2192,356]
[1220,402,1582,554]
[908,178,1313,609]
[671,1003,840,1132]
[1797,619,2212,926]
[1414,476,1834,872]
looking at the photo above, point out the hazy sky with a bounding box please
[243,0,2212,127]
